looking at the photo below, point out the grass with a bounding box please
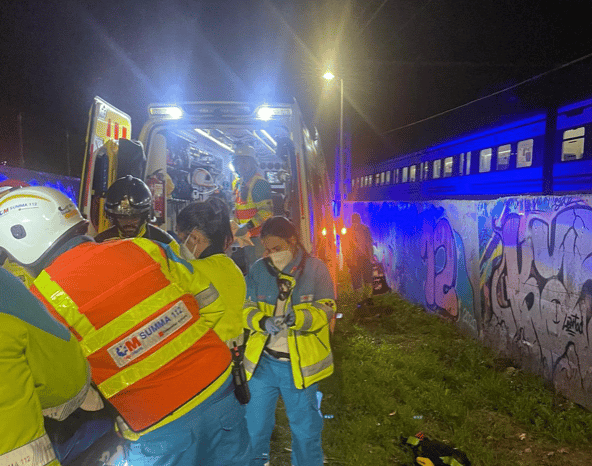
[269,291,592,465]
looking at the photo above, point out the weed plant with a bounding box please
[274,292,592,466]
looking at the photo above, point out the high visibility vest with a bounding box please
[31,238,232,434]
[234,174,271,237]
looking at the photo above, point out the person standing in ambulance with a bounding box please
[232,144,273,273]
[0,186,250,466]
[94,175,175,244]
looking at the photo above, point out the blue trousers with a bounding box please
[245,353,324,466]
[125,375,251,466]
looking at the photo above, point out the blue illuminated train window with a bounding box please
[516,139,533,167]
[395,168,400,183]
[561,127,585,161]
[466,151,472,174]
[380,172,385,184]
[386,170,391,184]
[402,167,409,182]
[479,148,492,172]
[443,157,453,177]
[496,144,511,170]
[423,162,429,180]
[433,159,442,179]
[410,165,417,182]
[459,153,465,175]
[375,173,380,185]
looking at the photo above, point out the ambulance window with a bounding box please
[479,148,492,172]
[433,159,441,179]
[402,167,409,183]
[443,157,453,177]
[561,127,585,161]
[409,165,417,182]
[496,144,511,170]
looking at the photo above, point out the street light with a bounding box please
[323,71,344,203]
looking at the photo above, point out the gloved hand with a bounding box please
[260,316,285,335]
[235,224,250,237]
[283,307,296,327]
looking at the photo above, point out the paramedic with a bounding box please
[175,196,246,348]
[0,186,250,466]
[94,175,174,244]
[0,267,91,466]
[243,216,336,466]
[232,144,273,272]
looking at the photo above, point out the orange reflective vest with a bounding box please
[31,238,231,434]
[234,173,272,237]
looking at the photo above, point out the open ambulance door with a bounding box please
[79,96,132,235]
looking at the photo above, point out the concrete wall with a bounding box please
[344,196,592,409]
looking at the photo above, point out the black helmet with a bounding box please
[104,175,153,219]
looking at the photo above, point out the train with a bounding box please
[351,76,592,202]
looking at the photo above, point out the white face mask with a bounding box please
[179,235,198,261]
[269,250,293,271]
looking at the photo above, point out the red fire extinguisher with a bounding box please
[146,169,165,225]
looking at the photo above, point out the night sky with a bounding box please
[1,0,592,177]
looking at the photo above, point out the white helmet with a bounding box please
[0,186,88,267]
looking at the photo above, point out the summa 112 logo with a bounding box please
[108,301,193,368]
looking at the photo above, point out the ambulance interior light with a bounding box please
[149,106,183,119]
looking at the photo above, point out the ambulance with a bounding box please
[79,97,338,279]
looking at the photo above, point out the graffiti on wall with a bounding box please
[479,197,592,403]
[354,202,476,332]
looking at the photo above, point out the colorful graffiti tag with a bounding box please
[479,197,592,405]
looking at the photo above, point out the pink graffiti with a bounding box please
[421,218,458,317]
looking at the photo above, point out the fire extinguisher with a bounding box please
[146,169,165,225]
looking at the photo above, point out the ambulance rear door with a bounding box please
[79,96,132,235]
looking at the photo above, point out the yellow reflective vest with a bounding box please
[243,250,335,388]
[0,269,90,466]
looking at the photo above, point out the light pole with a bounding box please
[323,71,344,203]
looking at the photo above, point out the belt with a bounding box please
[264,347,290,360]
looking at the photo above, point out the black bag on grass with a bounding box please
[401,432,471,466]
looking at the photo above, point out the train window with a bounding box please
[375,173,380,185]
[395,168,400,183]
[459,153,465,175]
[516,139,533,167]
[561,127,585,161]
[380,172,385,184]
[479,148,492,172]
[402,167,409,183]
[496,144,511,170]
[466,151,472,174]
[386,170,391,184]
[410,165,417,182]
[443,157,453,177]
[433,159,442,179]
[423,162,429,180]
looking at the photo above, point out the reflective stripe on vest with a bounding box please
[42,364,91,421]
[0,434,55,466]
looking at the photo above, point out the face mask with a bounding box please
[179,235,198,261]
[269,250,293,271]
